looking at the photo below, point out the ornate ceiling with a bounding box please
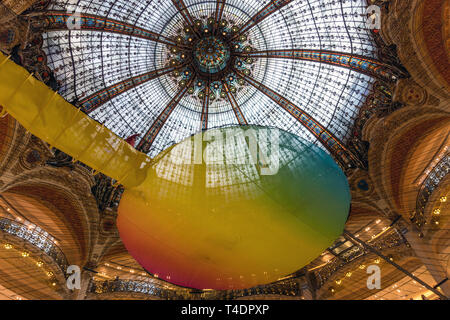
[40,0,382,159]
[0,0,449,301]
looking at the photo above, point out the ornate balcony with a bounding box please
[315,229,407,287]
[89,279,186,300]
[89,277,302,300]
[414,152,450,228]
[204,280,302,300]
[0,217,69,276]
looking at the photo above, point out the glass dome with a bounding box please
[41,0,378,159]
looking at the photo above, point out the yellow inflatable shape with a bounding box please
[0,53,151,188]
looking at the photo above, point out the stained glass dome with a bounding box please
[41,0,380,160]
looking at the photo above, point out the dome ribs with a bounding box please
[234,68,362,169]
[39,11,189,50]
[214,0,226,30]
[78,64,186,114]
[171,0,200,39]
[222,81,248,126]
[136,77,196,154]
[235,49,399,83]
[201,80,211,131]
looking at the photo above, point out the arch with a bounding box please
[367,106,450,217]
[385,116,449,216]
[1,166,99,266]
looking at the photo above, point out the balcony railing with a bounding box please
[315,230,406,287]
[0,217,69,276]
[89,279,187,300]
[414,153,450,228]
[204,280,301,300]
[89,278,302,300]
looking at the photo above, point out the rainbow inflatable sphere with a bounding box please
[0,53,350,291]
[117,126,351,290]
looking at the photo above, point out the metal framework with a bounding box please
[137,78,195,153]
[201,81,211,130]
[79,65,184,114]
[234,69,360,168]
[40,11,187,49]
[171,0,196,28]
[215,0,226,25]
[231,0,293,40]
[222,81,248,125]
[235,49,399,83]
[40,0,382,159]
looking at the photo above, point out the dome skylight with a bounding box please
[40,0,391,164]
